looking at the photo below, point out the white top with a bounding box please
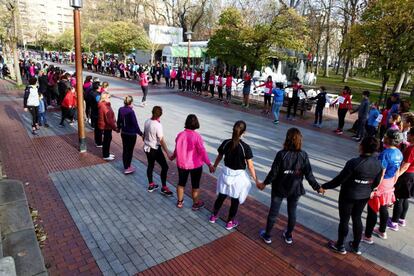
[27,86,40,107]
[143,119,163,152]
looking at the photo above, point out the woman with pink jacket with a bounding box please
[170,114,215,210]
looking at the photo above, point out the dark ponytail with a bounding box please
[231,121,246,150]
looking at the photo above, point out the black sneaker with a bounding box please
[147,183,159,192]
[259,229,272,244]
[329,241,347,255]
[161,186,173,197]
[348,241,362,255]
[282,231,293,245]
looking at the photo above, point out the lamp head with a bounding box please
[69,0,83,8]
[185,31,193,40]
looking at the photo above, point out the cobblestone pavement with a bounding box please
[51,160,231,275]
[0,75,406,275]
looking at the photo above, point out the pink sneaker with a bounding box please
[362,235,374,245]
[209,214,218,223]
[225,220,239,230]
[373,227,387,240]
[399,219,406,227]
[124,166,135,174]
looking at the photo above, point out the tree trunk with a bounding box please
[380,73,390,103]
[335,52,342,75]
[394,72,406,93]
[12,41,22,86]
[315,44,320,75]
[323,0,332,78]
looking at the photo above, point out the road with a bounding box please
[57,63,413,275]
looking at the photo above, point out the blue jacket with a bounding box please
[164,67,170,78]
[272,88,284,104]
[367,108,380,127]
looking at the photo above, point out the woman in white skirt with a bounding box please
[209,121,258,230]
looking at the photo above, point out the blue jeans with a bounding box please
[272,102,282,121]
[38,112,47,125]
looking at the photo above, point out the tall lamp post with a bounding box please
[70,0,86,152]
[185,31,193,68]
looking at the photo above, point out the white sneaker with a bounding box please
[103,156,115,161]
[109,154,115,158]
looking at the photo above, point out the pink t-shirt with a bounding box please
[172,129,211,170]
[140,73,149,87]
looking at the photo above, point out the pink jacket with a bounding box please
[140,73,149,87]
[172,129,211,170]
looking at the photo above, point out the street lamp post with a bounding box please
[70,0,86,152]
[185,31,193,68]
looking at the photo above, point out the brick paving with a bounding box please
[0,78,395,275]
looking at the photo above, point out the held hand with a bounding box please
[370,191,375,199]
[318,187,325,195]
[24,108,28,112]
[209,165,215,174]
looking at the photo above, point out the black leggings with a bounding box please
[365,204,388,237]
[91,117,102,146]
[209,85,215,97]
[392,198,409,222]
[287,97,299,118]
[27,106,39,128]
[264,94,271,106]
[121,134,137,169]
[141,86,148,102]
[178,167,203,189]
[337,108,348,130]
[314,107,323,124]
[186,80,192,91]
[265,195,299,238]
[218,86,223,99]
[145,147,168,186]
[102,130,112,158]
[213,193,240,222]
[336,197,368,248]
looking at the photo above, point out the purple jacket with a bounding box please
[117,106,143,136]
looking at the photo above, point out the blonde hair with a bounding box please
[124,95,133,106]
[102,82,109,89]
[100,92,110,102]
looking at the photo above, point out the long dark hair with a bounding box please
[283,128,302,151]
[231,121,246,150]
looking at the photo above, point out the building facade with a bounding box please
[17,0,73,44]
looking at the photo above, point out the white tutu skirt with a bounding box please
[217,166,252,204]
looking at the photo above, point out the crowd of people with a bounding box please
[19,53,414,258]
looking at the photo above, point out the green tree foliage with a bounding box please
[54,29,75,51]
[348,0,414,94]
[207,7,308,70]
[97,21,150,58]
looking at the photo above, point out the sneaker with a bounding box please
[317,124,322,129]
[160,186,173,197]
[103,156,115,161]
[398,219,406,227]
[31,130,38,135]
[348,241,362,255]
[192,200,205,211]
[147,183,159,192]
[354,138,362,142]
[95,144,103,148]
[329,241,347,255]
[273,120,279,125]
[209,214,218,223]
[259,229,272,244]
[373,228,387,239]
[362,235,374,245]
[387,218,399,231]
[225,220,239,230]
[124,166,135,174]
[109,153,115,158]
[282,231,293,245]
[336,131,343,135]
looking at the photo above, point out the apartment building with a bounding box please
[17,0,73,44]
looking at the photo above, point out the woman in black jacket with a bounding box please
[321,137,382,255]
[258,128,323,245]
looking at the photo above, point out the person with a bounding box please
[256,76,273,114]
[177,67,183,90]
[388,113,402,131]
[170,114,215,210]
[332,86,352,135]
[286,77,306,120]
[225,72,234,105]
[209,121,258,230]
[142,106,173,196]
[185,68,192,92]
[88,79,103,147]
[59,87,77,127]
[321,137,382,255]
[216,72,224,101]
[57,73,71,105]
[386,93,400,128]
[38,70,48,101]
[401,114,414,145]
[387,127,414,231]
[310,86,330,128]
[170,67,177,89]
[0,61,3,79]
[139,70,149,106]
[164,65,170,87]
[271,82,284,125]
[83,76,93,122]
[366,103,380,137]
[363,129,403,243]
[238,72,252,108]
[351,90,370,142]
[117,96,143,174]
[23,77,41,135]
[194,70,203,95]
[257,128,322,245]
[98,92,118,161]
[209,71,216,98]
[37,93,49,128]
[99,82,109,93]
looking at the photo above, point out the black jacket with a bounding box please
[310,91,327,109]
[264,150,320,198]
[322,154,382,200]
[38,75,48,94]
[89,89,101,119]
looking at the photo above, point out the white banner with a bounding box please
[149,25,183,45]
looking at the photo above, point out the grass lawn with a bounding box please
[312,73,412,105]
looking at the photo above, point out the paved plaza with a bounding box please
[0,69,412,275]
